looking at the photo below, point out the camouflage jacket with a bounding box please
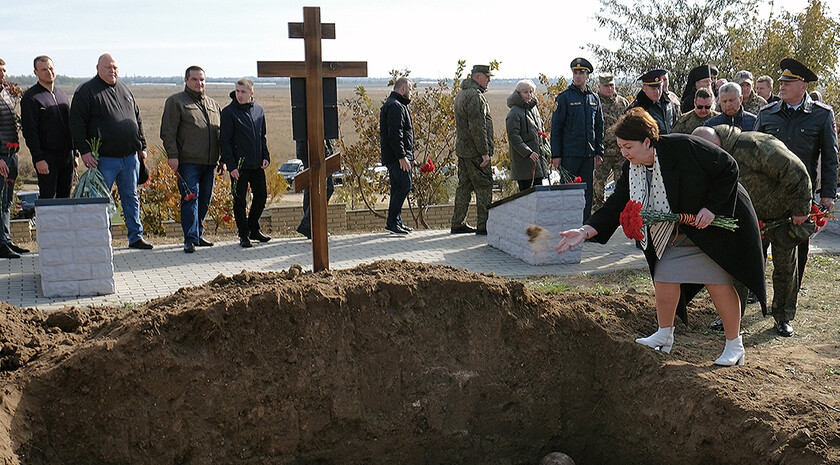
[713,125,812,219]
[742,91,768,115]
[599,94,629,155]
[671,109,719,135]
[455,77,494,159]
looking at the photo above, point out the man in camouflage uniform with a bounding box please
[451,64,494,235]
[672,87,718,134]
[754,58,837,337]
[592,73,628,209]
[693,125,813,331]
[735,70,768,114]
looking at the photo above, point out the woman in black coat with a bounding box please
[556,108,766,366]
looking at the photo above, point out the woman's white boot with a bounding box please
[635,326,675,353]
[714,336,745,366]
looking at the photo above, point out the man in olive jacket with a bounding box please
[451,64,494,235]
[160,66,222,253]
[694,125,812,330]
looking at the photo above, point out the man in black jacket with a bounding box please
[379,77,414,235]
[220,78,271,248]
[628,69,679,135]
[21,56,75,199]
[70,54,152,249]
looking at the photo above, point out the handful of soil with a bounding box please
[526,225,548,243]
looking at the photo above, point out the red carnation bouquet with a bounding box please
[620,199,739,241]
[419,158,435,173]
[761,203,835,237]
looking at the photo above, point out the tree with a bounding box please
[588,0,746,91]
[730,0,840,108]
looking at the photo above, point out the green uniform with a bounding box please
[592,93,628,209]
[713,125,813,321]
[671,109,718,135]
[452,77,494,231]
[742,91,767,115]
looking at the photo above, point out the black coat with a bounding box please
[220,92,270,171]
[587,133,767,322]
[379,91,414,166]
[629,90,679,134]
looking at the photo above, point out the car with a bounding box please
[278,159,305,189]
[14,190,39,219]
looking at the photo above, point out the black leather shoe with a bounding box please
[746,291,758,304]
[240,237,253,248]
[0,245,20,259]
[451,224,477,234]
[776,320,794,337]
[8,243,29,254]
[709,318,724,331]
[397,222,413,232]
[385,224,409,235]
[197,237,214,247]
[296,224,311,239]
[475,229,488,236]
[184,242,195,253]
[250,230,271,242]
[129,238,153,250]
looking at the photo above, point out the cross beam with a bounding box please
[257,6,367,271]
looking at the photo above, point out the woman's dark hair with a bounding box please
[611,107,659,144]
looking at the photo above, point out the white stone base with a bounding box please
[36,197,115,297]
[487,185,585,265]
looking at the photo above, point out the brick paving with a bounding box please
[1,228,839,311]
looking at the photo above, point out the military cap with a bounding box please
[778,58,818,82]
[735,70,754,85]
[638,69,667,87]
[470,64,493,77]
[598,73,615,85]
[570,57,594,73]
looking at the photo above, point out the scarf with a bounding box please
[629,151,673,258]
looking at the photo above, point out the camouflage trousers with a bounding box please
[451,156,493,230]
[768,238,806,322]
[593,151,625,210]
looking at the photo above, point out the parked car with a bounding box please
[278,159,305,189]
[14,190,39,219]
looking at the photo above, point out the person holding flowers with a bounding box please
[506,79,548,192]
[0,58,28,259]
[160,66,222,254]
[220,78,271,248]
[380,77,415,235]
[555,108,766,366]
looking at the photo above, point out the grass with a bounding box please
[525,253,840,348]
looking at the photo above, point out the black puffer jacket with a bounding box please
[220,91,270,170]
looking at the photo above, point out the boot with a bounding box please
[635,326,674,353]
[714,336,745,366]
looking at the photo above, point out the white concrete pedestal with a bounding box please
[486,184,585,265]
[35,197,115,297]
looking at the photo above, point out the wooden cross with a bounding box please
[257,6,367,271]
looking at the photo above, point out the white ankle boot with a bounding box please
[714,336,745,366]
[635,326,675,353]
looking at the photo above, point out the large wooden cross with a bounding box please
[257,6,367,271]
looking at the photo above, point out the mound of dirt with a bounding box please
[1,260,838,465]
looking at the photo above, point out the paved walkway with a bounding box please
[2,229,839,311]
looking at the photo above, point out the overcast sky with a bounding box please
[0,0,815,80]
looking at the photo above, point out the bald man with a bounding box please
[693,125,812,332]
[70,54,152,249]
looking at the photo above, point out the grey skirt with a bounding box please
[653,231,734,285]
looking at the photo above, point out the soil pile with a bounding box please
[1,260,838,465]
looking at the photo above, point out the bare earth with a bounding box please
[1,261,838,465]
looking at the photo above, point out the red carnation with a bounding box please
[619,200,645,241]
[420,157,435,173]
[573,176,582,183]
[816,217,828,228]
[183,193,196,201]
[538,131,548,138]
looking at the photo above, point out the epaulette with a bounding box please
[758,101,778,112]
[813,100,833,111]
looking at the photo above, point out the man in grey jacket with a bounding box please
[161,66,222,253]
